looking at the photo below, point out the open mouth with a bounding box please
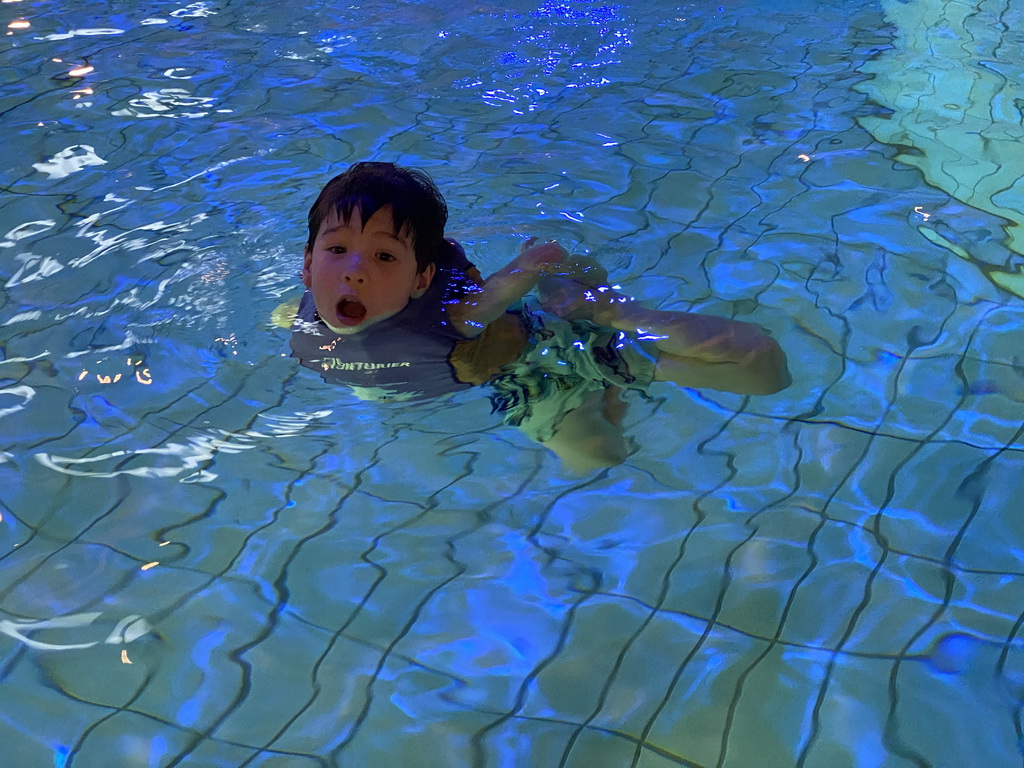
[335,297,367,326]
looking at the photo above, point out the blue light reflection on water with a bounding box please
[177,625,229,729]
[148,734,170,768]
[1,0,1024,765]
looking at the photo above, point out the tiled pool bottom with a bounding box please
[3,336,1023,768]
[2,0,1024,765]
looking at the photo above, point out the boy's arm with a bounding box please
[539,260,791,395]
[651,325,791,395]
[604,307,791,394]
[448,238,567,337]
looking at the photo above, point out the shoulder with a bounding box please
[271,298,300,329]
[440,238,473,272]
[271,292,312,329]
[433,240,484,308]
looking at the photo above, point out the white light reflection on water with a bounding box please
[110,88,220,119]
[31,145,107,179]
[35,411,333,481]
[37,28,123,41]
[0,612,153,651]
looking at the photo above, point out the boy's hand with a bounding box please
[516,237,568,273]
[449,237,569,337]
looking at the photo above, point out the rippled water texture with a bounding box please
[2,0,1023,766]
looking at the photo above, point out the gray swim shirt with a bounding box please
[289,248,478,402]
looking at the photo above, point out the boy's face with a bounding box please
[302,205,435,335]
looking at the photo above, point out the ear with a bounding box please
[302,248,313,288]
[411,262,436,298]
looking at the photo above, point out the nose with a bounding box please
[342,250,368,284]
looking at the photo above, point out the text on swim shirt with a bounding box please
[316,359,413,372]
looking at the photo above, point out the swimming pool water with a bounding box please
[2,0,1023,766]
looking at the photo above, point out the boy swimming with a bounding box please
[278,161,790,470]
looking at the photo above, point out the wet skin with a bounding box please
[302,205,435,335]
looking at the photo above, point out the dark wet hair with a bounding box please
[306,161,457,273]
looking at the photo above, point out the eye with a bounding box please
[378,252,396,263]
[327,245,347,255]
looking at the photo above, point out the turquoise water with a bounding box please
[2,0,1023,765]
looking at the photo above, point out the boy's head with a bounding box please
[303,162,448,334]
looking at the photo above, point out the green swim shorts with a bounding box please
[489,300,657,442]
